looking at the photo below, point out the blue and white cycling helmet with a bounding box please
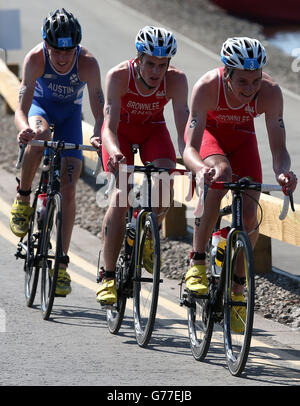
[135,26,177,58]
[221,37,267,70]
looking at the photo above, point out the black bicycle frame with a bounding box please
[211,189,245,313]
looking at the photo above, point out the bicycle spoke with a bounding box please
[24,198,40,307]
[40,194,62,320]
[133,212,160,347]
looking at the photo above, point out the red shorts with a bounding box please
[101,122,176,171]
[197,126,262,183]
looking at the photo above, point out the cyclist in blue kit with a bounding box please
[10,8,104,295]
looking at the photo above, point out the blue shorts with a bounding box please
[28,98,83,160]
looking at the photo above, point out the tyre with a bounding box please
[24,197,40,307]
[133,211,160,347]
[106,251,128,335]
[223,230,254,376]
[187,238,215,360]
[40,193,62,320]
[187,295,214,361]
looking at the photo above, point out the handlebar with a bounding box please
[102,162,190,201]
[209,178,295,220]
[16,140,97,169]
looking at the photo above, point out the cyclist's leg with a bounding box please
[228,134,262,295]
[97,129,133,303]
[10,102,51,237]
[139,123,176,226]
[45,104,82,295]
[60,156,82,255]
[186,129,231,294]
[138,125,176,274]
[19,102,52,201]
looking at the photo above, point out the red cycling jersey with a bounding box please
[206,67,260,132]
[120,59,169,125]
[101,59,176,171]
[185,66,263,182]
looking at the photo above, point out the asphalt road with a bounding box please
[0,161,300,387]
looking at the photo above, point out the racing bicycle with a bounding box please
[180,176,294,376]
[97,148,188,347]
[15,138,96,320]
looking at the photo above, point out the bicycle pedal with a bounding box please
[180,298,190,307]
[55,293,66,298]
[185,289,209,299]
[99,302,117,310]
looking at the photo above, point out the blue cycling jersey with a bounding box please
[33,43,86,104]
[29,43,87,160]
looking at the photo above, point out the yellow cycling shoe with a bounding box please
[185,265,208,295]
[230,293,246,333]
[10,199,34,238]
[96,279,117,305]
[50,268,72,296]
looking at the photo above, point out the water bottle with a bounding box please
[215,226,230,269]
[37,193,47,226]
[126,209,138,248]
[211,229,221,276]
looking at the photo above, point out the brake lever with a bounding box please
[288,190,295,212]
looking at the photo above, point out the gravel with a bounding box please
[0,0,299,330]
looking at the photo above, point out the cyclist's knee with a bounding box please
[243,207,258,231]
[61,183,76,202]
[216,165,232,182]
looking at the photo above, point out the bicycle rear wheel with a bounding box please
[133,211,160,347]
[187,293,214,361]
[188,237,217,360]
[223,230,254,376]
[24,197,40,307]
[40,193,62,320]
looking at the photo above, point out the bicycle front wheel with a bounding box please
[24,197,40,307]
[223,230,254,376]
[40,193,62,320]
[106,250,127,335]
[133,211,160,347]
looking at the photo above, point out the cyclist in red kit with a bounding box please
[183,37,297,332]
[91,26,189,305]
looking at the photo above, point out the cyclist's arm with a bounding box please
[183,74,216,175]
[264,83,295,189]
[15,49,43,136]
[168,70,189,157]
[102,65,128,167]
[80,52,104,144]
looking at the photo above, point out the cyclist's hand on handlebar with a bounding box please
[90,135,101,153]
[277,171,297,194]
[195,166,216,186]
[107,152,126,173]
[17,127,36,145]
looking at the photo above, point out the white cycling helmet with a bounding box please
[135,26,177,58]
[221,37,267,70]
